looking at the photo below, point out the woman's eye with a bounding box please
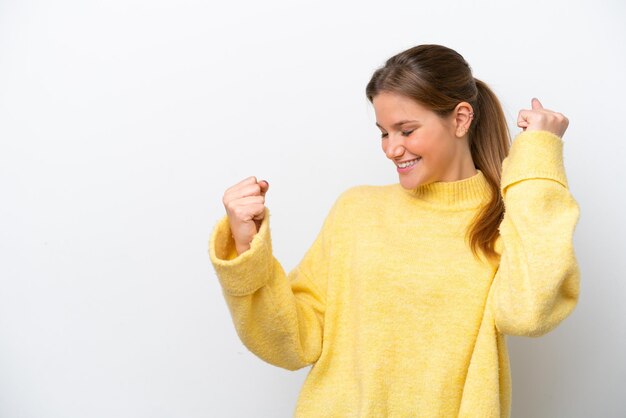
[380,130,414,139]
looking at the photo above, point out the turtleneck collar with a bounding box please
[397,169,493,210]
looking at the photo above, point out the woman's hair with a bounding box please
[365,44,510,263]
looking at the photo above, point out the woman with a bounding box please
[209,44,581,417]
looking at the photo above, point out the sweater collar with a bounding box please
[398,169,493,210]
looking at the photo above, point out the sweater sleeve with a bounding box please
[208,194,343,370]
[490,129,581,337]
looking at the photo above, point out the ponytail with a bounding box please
[465,78,510,263]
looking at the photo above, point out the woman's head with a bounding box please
[372,90,476,190]
[365,44,511,263]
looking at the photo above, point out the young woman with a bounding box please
[209,44,581,417]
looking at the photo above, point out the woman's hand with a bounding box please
[517,97,569,139]
[222,176,270,255]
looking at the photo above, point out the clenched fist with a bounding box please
[517,97,569,139]
[222,176,270,255]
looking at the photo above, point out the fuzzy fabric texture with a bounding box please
[209,129,581,418]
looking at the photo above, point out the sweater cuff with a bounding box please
[500,130,569,196]
[208,207,273,296]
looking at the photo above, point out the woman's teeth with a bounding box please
[398,158,421,168]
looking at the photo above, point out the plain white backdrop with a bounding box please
[1,0,624,417]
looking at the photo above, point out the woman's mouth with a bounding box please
[396,157,421,173]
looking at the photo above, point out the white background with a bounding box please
[1,0,624,417]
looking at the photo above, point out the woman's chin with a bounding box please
[399,177,423,190]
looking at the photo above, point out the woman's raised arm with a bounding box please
[491,129,581,337]
[209,192,344,370]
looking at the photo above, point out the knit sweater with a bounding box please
[208,130,581,418]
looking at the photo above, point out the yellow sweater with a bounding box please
[208,130,581,417]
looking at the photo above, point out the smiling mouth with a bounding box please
[396,157,421,168]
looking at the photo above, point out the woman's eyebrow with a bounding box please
[375,119,419,129]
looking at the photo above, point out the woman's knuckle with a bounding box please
[233,205,244,217]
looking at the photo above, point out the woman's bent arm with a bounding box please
[209,197,342,370]
[491,130,581,337]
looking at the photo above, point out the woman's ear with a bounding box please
[454,101,474,137]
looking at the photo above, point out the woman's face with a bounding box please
[372,90,474,190]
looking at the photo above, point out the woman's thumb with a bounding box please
[260,180,269,194]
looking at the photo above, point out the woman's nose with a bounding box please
[384,134,404,159]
